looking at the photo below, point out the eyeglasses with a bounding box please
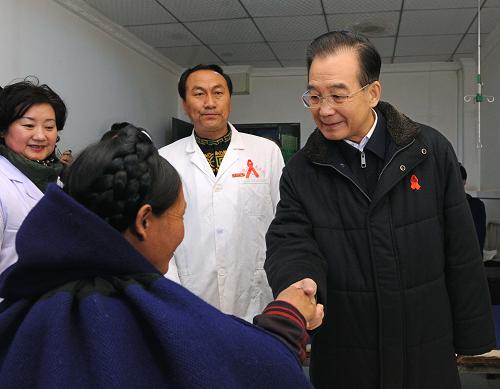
[301,83,372,109]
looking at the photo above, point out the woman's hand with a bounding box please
[59,150,73,165]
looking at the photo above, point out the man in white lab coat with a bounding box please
[159,64,284,321]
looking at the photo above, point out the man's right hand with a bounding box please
[276,278,324,330]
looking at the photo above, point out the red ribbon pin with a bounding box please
[246,159,259,178]
[410,174,421,190]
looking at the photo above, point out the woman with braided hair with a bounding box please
[0,78,67,276]
[0,125,319,388]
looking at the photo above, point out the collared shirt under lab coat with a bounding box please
[159,125,284,322]
[0,156,43,276]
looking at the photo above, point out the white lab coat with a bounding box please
[0,156,43,275]
[159,124,284,321]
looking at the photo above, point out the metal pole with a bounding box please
[477,0,482,149]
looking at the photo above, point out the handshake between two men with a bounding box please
[275,278,324,330]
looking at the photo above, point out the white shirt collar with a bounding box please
[344,109,378,152]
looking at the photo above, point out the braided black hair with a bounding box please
[100,121,132,141]
[64,125,181,233]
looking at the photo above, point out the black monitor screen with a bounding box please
[235,123,300,163]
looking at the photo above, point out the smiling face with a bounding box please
[3,103,58,161]
[308,49,381,143]
[182,69,231,140]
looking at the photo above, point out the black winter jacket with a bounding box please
[265,101,495,389]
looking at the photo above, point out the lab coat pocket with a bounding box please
[239,180,272,217]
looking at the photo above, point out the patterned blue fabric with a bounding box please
[0,184,311,388]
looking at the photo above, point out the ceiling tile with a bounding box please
[210,43,276,61]
[157,46,222,67]
[456,33,489,53]
[393,55,452,63]
[404,0,478,9]
[324,0,403,13]
[396,35,461,56]
[399,9,475,35]
[84,0,175,25]
[240,0,323,17]
[381,57,393,64]
[226,60,282,67]
[156,0,246,21]
[452,53,475,61]
[326,12,399,37]
[470,8,500,34]
[281,59,308,67]
[484,0,500,7]
[185,19,263,44]
[255,15,327,42]
[269,41,310,60]
[128,24,200,47]
[370,37,396,57]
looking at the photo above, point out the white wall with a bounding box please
[0,0,179,152]
[481,23,500,192]
[228,63,460,153]
[478,22,500,238]
[229,70,315,146]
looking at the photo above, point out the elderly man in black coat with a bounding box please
[265,30,495,389]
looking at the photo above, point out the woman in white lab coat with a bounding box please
[0,79,67,275]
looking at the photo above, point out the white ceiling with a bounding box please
[83,0,500,68]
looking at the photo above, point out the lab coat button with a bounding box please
[214,185,223,192]
[218,269,226,277]
[216,228,224,234]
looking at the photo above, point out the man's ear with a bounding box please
[134,204,153,241]
[369,81,381,108]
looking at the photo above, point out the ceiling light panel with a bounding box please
[156,0,246,21]
[255,15,327,42]
[84,0,175,25]
[185,19,263,44]
[128,24,200,47]
[240,0,323,17]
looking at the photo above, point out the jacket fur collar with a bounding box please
[303,101,420,163]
